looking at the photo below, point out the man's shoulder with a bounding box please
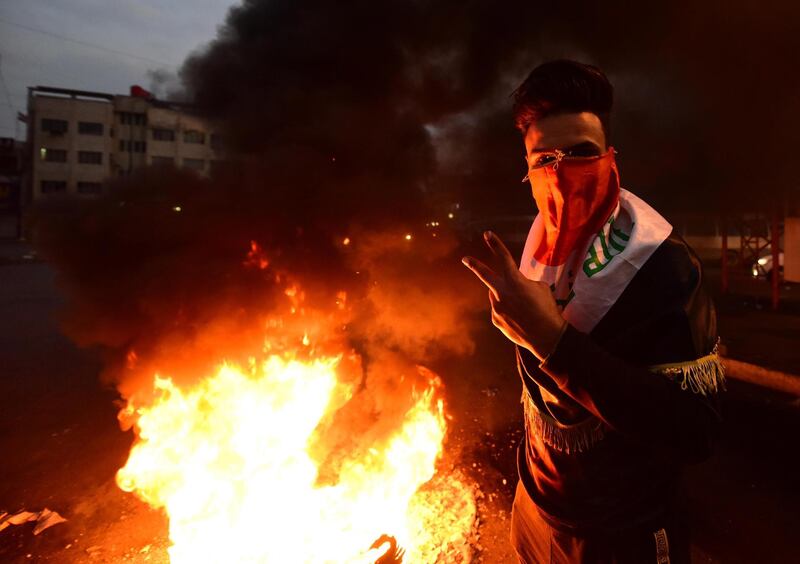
[638,230,703,296]
[592,228,714,361]
[613,190,690,285]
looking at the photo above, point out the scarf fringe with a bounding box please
[649,344,726,397]
[520,344,725,455]
[521,389,605,454]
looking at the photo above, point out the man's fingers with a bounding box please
[484,231,518,276]
[488,289,503,312]
[462,256,502,299]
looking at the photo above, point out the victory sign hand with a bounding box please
[462,231,566,361]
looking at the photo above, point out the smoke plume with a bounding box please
[34,0,800,416]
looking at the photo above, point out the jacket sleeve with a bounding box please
[536,326,722,463]
[527,236,724,463]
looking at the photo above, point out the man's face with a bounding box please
[523,112,606,170]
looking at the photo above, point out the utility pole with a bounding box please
[721,215,729,294]
[771,204,781,311]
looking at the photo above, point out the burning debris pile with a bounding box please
[34,170,482,561]
[115,328,475,562]
[109,237,478,562]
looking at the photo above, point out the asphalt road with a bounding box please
[1,259,799,563]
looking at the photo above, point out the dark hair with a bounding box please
[512,60,613,139]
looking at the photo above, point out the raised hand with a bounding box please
[462,231,566,361]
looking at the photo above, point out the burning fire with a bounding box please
[115,242,476,563]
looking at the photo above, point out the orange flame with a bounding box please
[244,240,270,270]
[117,355,475,562]
[126,349,139,370]
[116,243,476,562]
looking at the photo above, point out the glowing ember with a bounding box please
[116,332,475,562]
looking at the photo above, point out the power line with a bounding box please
[0,17,179,69]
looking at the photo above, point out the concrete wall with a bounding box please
[30,95,114,199]
[113,95,149,175]
[147,108,220,173]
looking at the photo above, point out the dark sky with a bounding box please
[0,0,236,136]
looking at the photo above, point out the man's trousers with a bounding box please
[510,481,691,563]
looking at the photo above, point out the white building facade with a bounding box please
[28,86,223,200]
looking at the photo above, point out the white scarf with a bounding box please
[519,188,673,334]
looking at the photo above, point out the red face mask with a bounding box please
[526,147,620,266]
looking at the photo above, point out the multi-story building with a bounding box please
[27,86,223,200]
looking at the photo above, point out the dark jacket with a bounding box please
[516,231,722,534]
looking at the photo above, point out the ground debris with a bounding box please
[0,508,67,535]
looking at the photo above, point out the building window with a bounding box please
[77,182,102,194]
[78,121,104,135]
[40,148,67,162]
[119,112,146,126]
[41,118,68,134]
[118,140,147,153]
[78,151,103,165]
[183,158,205,171]
[152,128,175,141]
[151,156,175,166]
[183,130,205,144]
[41,180,67,194]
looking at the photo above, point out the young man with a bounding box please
[463,60,723,563]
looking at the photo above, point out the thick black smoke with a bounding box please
[178,0,538,221]
[35,0,800,402]
[181,0,800,217]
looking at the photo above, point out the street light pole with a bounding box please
[771,205,781,311]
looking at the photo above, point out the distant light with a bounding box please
[447,212,455,219]
[757,257,768,266]
[752,267,759,277]
[405,233,412,241]
[342,237,351,246]
[173,206,182,212]
[39,148,46,160]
